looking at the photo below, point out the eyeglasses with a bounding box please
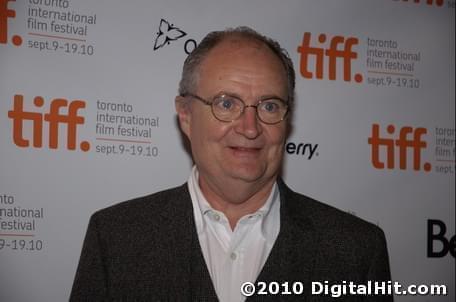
[182,93,289,125]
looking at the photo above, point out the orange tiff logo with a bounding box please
[7,94,90,151]
[394,0,444,6]
[368,124,431,172]
[0,0,22,46]
[297,32,362,83]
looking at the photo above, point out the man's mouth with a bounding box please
[229,146,262,154]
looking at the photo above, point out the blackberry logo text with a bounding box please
[0,0,22,46]
[368,124,431,171]
[427,219,455,258]
[7,94,90,151]
[297,32,362,82]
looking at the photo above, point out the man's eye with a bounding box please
[261,101,280,113]
[215,97,237,111]
[222,99,234,109]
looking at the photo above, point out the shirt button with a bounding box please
[213,213,220,221]
[230,252,237,260]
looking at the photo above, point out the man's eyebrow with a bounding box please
[258,94,287,101]
[214,91,287,102]
[212,91,243,99]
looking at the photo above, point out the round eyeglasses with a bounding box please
[183,93,289,125]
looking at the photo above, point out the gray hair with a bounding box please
[178,26,296,106]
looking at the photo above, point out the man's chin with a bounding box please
[226,165,269,184]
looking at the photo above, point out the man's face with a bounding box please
[177,37,289,197]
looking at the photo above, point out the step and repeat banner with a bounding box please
[1,0,454,301]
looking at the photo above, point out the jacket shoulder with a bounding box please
[90,184,190,231]
[279,180,385,242]
[278,180,392,283]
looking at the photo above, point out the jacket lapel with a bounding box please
[165,184,218,301]
[189,228,219,301]
[250,179,318,300]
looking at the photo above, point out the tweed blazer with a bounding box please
[70,180,393,301]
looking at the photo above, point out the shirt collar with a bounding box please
[187,166,280,240]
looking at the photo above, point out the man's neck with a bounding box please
[198,174,276,230]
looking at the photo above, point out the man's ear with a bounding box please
[175,95,191,138]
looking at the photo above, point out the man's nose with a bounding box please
[234,106,262,139]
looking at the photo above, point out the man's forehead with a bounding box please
[195,34,288,96]
[200,35,282,70]
[214,35,270,53]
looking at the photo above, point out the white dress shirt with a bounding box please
[188,166,281,302]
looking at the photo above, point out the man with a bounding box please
[70,27,392,301]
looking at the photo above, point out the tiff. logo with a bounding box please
[394,0,444,6]
[368,124,431,172]
[297,32,362,83]
[0,0,22,46]
[7,94,90,151]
